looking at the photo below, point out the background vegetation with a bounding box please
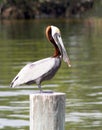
[0,0,96,19]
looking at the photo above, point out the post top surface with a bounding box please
[30,92,65,97]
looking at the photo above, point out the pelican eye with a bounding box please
[58,34,61,37]
[55,32,60,37]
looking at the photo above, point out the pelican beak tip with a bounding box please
[68,64,71,67]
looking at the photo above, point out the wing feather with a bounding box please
[11,57,56,87]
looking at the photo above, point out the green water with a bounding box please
[0,18,102,130]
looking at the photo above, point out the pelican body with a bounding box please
[10,25,71,92]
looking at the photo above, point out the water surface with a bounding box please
[0,18,102,130]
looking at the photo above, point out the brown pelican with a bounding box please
[10,25,71,92]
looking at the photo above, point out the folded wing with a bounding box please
[11,57,57,87]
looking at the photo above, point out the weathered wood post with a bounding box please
[30,92,66,130]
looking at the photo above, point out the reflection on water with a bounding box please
[0,18,102,130]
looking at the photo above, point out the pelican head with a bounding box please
[46,25,71,67]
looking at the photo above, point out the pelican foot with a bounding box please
[40,90,54,94]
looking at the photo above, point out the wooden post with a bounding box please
[30,92,66,130]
